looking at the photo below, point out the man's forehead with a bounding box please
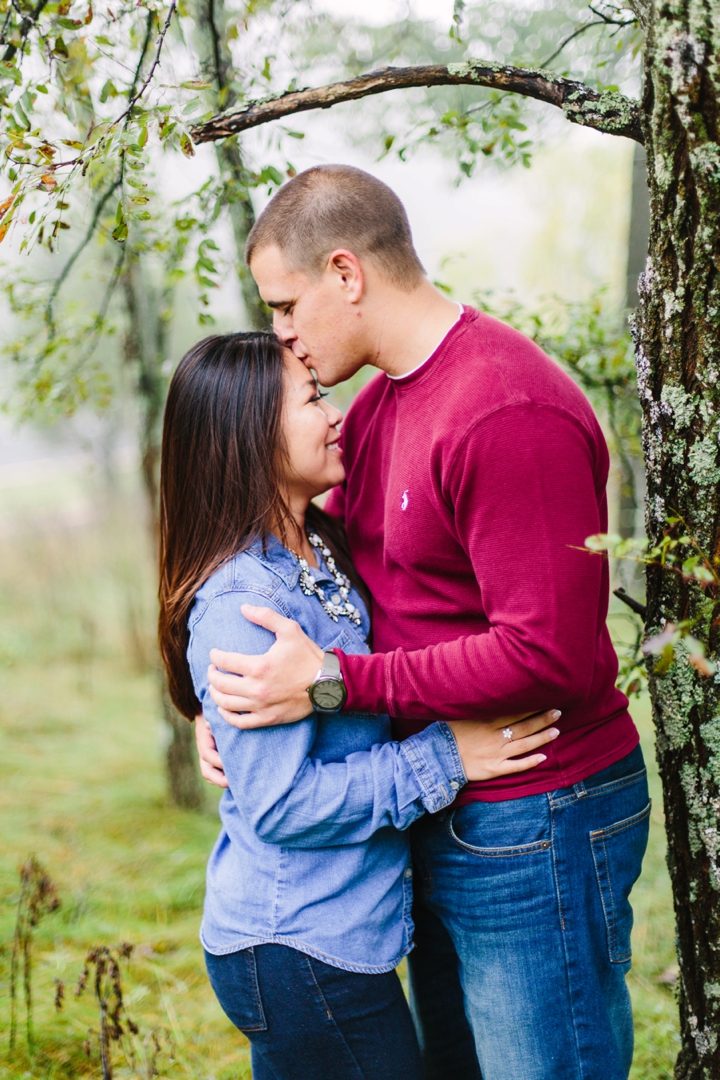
[251,244,310,301]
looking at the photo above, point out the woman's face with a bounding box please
[281,349,345,505]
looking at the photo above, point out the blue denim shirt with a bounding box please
[188,536,465,974]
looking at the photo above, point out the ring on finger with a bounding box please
[502,727,513,741]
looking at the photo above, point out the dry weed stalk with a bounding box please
[75,942,137,1080]
[9,856,60,1055]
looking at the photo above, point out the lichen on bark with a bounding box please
[634,0,720,1074]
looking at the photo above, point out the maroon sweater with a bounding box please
[325,306,638,802]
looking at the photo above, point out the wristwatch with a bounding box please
[307,651,348,713]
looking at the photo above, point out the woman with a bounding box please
[158,331,560,1080]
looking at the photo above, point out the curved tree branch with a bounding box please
[191,60,644,146]
[2,0,49,63]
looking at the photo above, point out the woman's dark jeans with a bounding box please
[205,943,423,1080]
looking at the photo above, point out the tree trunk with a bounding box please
[119,0,265,811]
[619,142,650,544]
[634,1,720,1074]
[161,676,204,810]
[217,136,267,330]
[123,256,204,811]
[193,0,266,331]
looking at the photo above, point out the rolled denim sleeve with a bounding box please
[400,722,466,813]
[188,589,466,849]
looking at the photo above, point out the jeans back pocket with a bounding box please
[204,947,267,1032]
[590,801,651,964]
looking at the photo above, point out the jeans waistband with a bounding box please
[556,743,645,801]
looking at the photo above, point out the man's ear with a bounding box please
[326,249,364,304]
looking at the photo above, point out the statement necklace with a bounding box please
[290,532,362,627]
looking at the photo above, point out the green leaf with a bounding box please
[99,80,118,103]
[112,221,128,242]
[258,165,283,187]
[14,103,30,129]
[180,134,195,158]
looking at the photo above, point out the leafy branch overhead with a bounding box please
[0,0,643,261]
[190,61,643,146]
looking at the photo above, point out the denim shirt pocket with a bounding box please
[590,800,651,963]
[317,625,372,657]
[319,627,354,652]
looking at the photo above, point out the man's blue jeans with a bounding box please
[407,745,650,1080]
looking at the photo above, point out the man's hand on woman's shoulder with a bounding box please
[207,604,324,728]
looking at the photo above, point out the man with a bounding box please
[197,164,649,1080]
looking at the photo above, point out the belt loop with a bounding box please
[573,781,588,798]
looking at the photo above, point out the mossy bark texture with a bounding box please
[635,0,720,1073]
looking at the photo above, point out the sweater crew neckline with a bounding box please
[387,302,468,387]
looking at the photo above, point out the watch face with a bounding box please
[311,680,345,711]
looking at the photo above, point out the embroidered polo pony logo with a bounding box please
[400,490,409,511]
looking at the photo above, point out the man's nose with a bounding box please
[273,312,296,348]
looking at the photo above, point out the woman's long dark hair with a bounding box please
[159,331,366,720]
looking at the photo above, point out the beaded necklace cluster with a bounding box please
[289,532,362,627]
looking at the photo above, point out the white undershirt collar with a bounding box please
[387,302,464,381]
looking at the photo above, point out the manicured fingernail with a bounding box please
[549,728,560,738]
[537,754,547,762]
[551,710,561,720]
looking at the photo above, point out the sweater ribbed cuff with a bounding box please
[335,650,389,715]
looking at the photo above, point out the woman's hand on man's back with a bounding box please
[195,715,229,788]
[447,711,561,782]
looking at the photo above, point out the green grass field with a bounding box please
[0,501,679,1078]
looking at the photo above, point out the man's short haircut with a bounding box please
[246,165,425,289]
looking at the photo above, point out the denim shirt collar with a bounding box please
[243,535,300,589]
[244,534,337,591]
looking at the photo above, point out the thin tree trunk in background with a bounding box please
[118,1,264,811]
[635,1,720,1073]
[626,143,651,309]
[195,0,266,331]
[619,142,651,542]
[123,256,204,811]
[218,137,266,330]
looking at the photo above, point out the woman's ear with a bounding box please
[326,249,364,304]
